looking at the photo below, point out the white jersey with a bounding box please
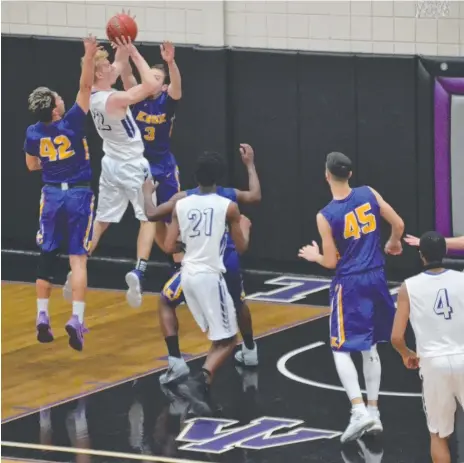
[177,193,231,274]
[90,90,144,161]
[405,269,464,358]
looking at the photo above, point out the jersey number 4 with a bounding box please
[343,203,377,240]
[433,288,453,320]
[39,136,89,162]
[188,208,214,238]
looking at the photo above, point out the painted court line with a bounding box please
[2,312,329,424]
[277,342,422,398]
[0,442,212,463]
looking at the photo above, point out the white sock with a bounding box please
[362,345,382,403]
[333,351,364,402]
[37,299,49,316]
[72,301,85,323]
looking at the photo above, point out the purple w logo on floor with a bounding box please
[176,416,341,454]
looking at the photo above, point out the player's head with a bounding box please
[325,151,352,184]
[28,87,65,122]
[419,231,447,266]
[88,49,117,86]
[150,65,169,95]
[195,151,226,187]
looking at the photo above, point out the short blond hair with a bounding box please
[81,49,109,82]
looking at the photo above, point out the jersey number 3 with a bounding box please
[433,288,453,320]
[188,208,214,238]
[343,203,377,240]
[40,135,76,162]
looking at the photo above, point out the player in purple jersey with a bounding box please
[121,41,182,269]
[142,145,261,384]
[24,36,100,351]
[299,152,405,443]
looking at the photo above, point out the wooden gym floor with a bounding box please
[1,281,329,422]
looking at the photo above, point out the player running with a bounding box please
[142,144,261,384]
[24,35,99,351]
[298,151,405,443]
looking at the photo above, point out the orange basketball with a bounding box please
[106,14,138,43]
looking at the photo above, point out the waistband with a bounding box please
[335,265,383,278]
[44,182,91,191]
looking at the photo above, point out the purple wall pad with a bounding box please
[434,77,464,257]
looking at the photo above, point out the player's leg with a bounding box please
[158,271,190,384]
[64,188,95,351]
[421,356,457,463]
[90,157,129,255]
[330,278,376,443]
[35,187,64,343]
[125,158,155,307]
[224,250,258,366]
[363,268,396,433]
[154,164,183,268]
[180,271,238,415]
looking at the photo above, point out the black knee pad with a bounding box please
[37,249,60,283]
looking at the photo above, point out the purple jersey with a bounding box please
[24,103,91,184]
[131,92,177,164]
[320,186,384,276]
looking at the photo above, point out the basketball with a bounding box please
[106,14,138,43]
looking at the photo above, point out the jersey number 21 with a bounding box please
[188,208,214,238]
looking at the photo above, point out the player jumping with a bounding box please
[24,35,100,351]
[81,37,158,308]
[298,151,405,443]
[142,144,261,384]
[392,231,464,463]
[163,151,251,415]
[121,40,183,272]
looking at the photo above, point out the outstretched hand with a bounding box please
[239,143,254,165]
[298,242,321,262]
[404,234,420,247]
[83,34,101,57]
[160,41,175,63]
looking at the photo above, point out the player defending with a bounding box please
[121,40,182,268]
[142,145,260,384]
[164,152,251,415]
[392,231,464,463]
[24,36,99,351]
[86,37,157,308]
[298,152,405,443]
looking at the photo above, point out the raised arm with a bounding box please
[121,60,138,90]
[298,213,338,269]
[76,35,100,113]
[106,38,157,114]
[234,144,262,204]
[160,42,182,101]
[369,187,404,255]
[227,202,250,254]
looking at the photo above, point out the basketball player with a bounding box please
[85,37,158,308]
[392,231,464,463]
[298,151,405,443]
[404,233,464,251]
[163,151,251,415]
[142,144,261,384]
[121,40,182,268]
[24,36,99,351]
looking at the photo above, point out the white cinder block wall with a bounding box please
[1,1,464,56]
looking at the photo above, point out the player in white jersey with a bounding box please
[81,37,157,308]
[392,231,464,463]
[404,233,464,251]
[164,152,251,415]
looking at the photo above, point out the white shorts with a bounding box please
[181,270,238,341]
[95,156,150,223]
[420,353,464,438]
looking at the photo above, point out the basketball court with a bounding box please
[2,251,463,463]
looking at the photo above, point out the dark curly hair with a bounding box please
[195,151,226,187]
